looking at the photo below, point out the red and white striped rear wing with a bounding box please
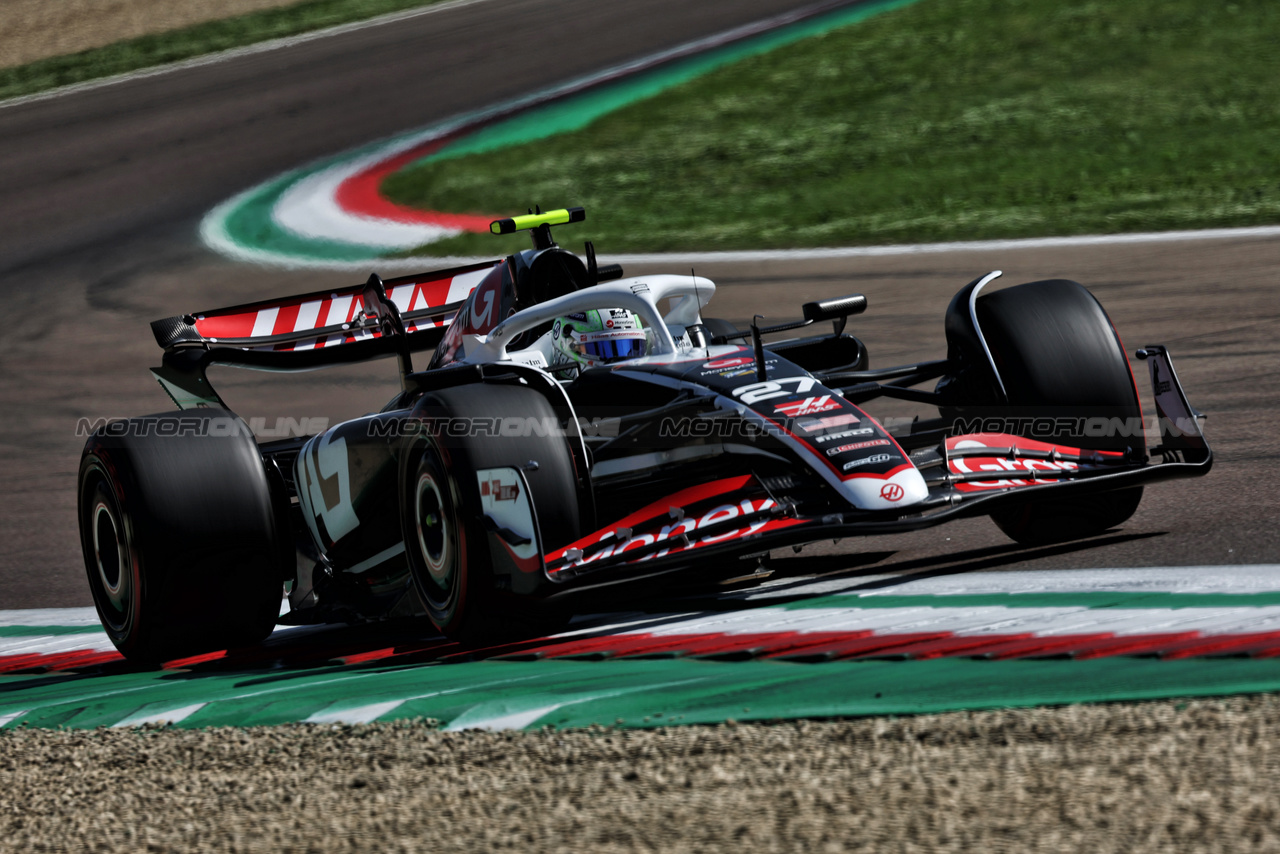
[151,262,498,352]
[148,261,499,410]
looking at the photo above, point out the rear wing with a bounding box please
[149,261,500,410]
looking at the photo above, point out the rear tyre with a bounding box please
[974,280,1145,545]
[400,383,582,642]
[77,410,285,662]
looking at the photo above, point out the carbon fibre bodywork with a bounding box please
[141,229,1211,631]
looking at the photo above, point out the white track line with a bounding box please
[4,568,1280,666]
[0,607,101,627]
[443,681,698,731]
[623,606,1280,641]
[595,226,1280,265]
[0,0,496,111]
[742,564,1280,601]
[0,635,117,655]
[304,700,408,725]
[111,703,208,728]
[208,0,880,264]
[214,224,1280,273]
[855,565,1280,596]
[444,701,570,731]
[5,0,854,113]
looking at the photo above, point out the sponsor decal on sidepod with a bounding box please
[556,496,802,570]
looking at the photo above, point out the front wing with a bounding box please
[539,345,1211,587]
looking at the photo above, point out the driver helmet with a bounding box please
[551,308,647,370]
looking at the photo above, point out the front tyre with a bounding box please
[974,280,1145,546]
[78,410,285,662]
[990,487,1143,547]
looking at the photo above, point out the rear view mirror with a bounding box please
[803,294,867,336]
[802,294,868,323]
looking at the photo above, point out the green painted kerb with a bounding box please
[5,657,1280,731]
[209,0,921,264]
[0,626,102,637]
[219,174,393,262]
[413,0,921,167]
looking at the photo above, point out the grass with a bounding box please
[382,0,1280,256]
[0,0,447,103]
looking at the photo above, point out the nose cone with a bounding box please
[837,465,929,511]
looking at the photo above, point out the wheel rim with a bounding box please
[84,473,133,634]
[414,472,452,592]
[93,501,125,595]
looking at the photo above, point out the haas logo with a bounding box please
[774,396,840,418]
[880,483,904,502]
[466,282,497,332]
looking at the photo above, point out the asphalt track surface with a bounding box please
[0,0,1277,617]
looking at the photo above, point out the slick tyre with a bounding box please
[975,280,1145,546]
[400,383,582,642]
[77,410,286,663]
[990,488,1144,548]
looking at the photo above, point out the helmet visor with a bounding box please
[583,337,645,361]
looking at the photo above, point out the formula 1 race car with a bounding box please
[79,208,1212,661]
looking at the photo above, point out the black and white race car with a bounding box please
[79,208,1211,661]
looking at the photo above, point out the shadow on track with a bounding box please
[643,530,1169,613]
[0,530,1169,699]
